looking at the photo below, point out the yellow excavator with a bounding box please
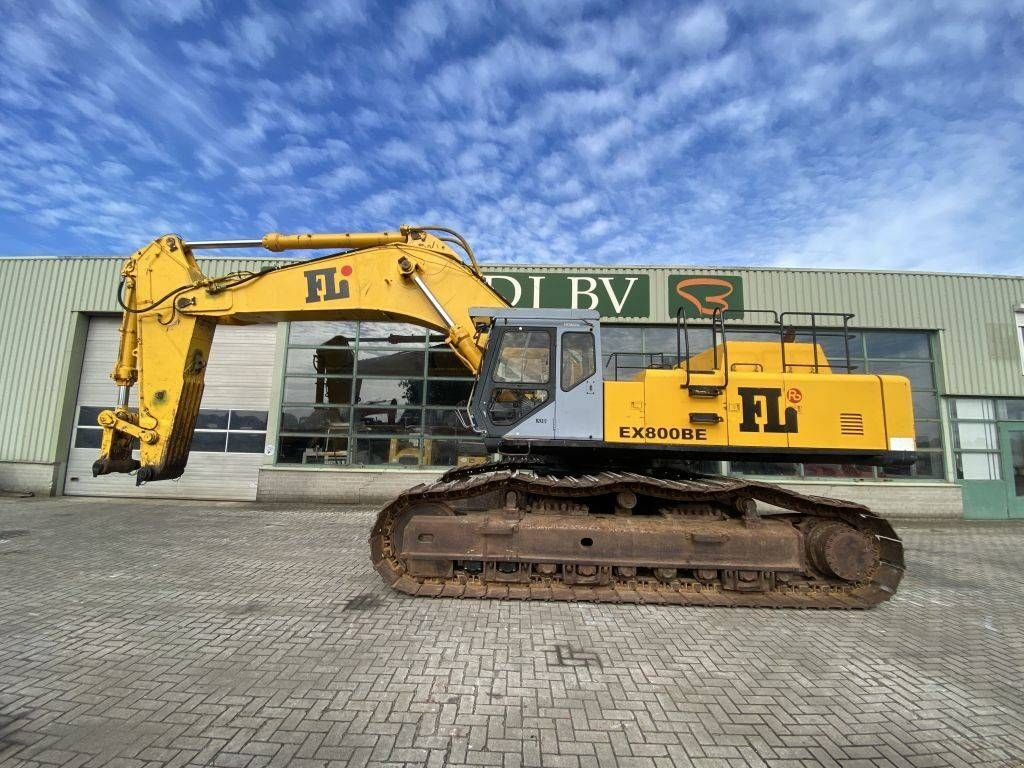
[94,226,913,607]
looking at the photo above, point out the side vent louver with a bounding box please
[840,413,864,436]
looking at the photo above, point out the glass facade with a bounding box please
[277,321,486,468]
[949,398,1024,480]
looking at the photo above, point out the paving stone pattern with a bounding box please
[1,497,1022,768]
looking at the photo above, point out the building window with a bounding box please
[277,321,487,468]
[72,407,267,454]
[72,406,108,449]
[950,397,1024,480]
[1016,310,1024,376]
[191,409,268,453]
[865,331,944,480]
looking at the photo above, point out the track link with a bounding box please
[369,469,904,608]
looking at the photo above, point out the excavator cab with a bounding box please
[469,309,604,449]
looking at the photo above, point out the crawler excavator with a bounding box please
[93,226,913,607]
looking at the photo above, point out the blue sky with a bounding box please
[1,1,1022,272]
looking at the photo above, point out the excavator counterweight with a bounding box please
[94,226,913,607]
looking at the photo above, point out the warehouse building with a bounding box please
[1,255,1022,519]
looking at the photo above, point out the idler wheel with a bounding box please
[806,522,878,582]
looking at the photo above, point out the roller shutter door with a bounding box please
[65,317,276,500]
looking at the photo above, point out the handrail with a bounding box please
[604,351,678,380]
[610,308,858,387]
[676,306,728,390]
[778,311,855,373]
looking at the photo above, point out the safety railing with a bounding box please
[604,352,680,381]
[606,309,858,387]
[672,308,857,388]
[777,311,855,373]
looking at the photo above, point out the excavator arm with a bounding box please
[94,226,509,483]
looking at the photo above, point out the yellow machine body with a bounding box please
[604,341,914,457]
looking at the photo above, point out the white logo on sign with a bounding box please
[568,276,639,313]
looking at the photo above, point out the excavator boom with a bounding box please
[95,226,507,482]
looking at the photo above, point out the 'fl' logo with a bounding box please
[304,265,353,303]
[738,387,799,434]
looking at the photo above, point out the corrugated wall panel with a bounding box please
[0,255,1022,465]
[0,256,289,464]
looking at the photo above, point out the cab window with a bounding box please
[494,330,550,384]
[561,332,596,391]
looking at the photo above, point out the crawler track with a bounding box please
[369,469,904,608]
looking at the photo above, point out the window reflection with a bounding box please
[281,406,350,432]
[868,360,934,389]
[803,463,875,479]
[601,326,642,380]
[425,379,474,406]
[280,320,480,467]
[356,323,428,347]
[289,322,358,347]
[879,453,944,479]
[864,331,931,359]
[357,347,425,378]
[278,435,349,465]
[730,461,801,477]
[428,349,470,377]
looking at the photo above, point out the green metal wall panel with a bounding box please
[0,255,1021,464]
[0,256,287,463]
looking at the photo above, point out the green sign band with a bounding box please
[484,273,651,318]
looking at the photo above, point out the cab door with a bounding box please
[554,329,602,441]
[471,325,556,440]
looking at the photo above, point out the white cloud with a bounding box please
[291,73,334,102]
[765,126,1024,273]
[671,4,729,56]
[300,0,366,28]
[179,39,234,68]
[226,10,286,66]
[378,139,428,169]
[575,117,634,159]
[399,0,449,51]
[637,52,748,121]
[316,165,371,192]
[121,0,207,24]
[2,24,57,69]
[556,195,601,220]
[582,218,615,239]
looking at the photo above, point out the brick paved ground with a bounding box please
[0,496,1021,768]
